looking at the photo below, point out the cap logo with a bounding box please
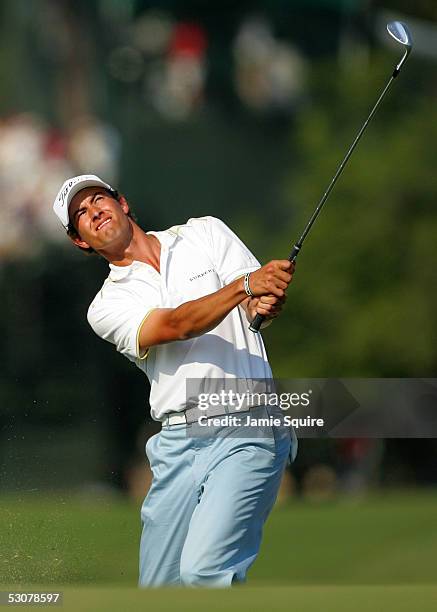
[58,180,75,208]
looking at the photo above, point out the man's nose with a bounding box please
[91,206,104,220]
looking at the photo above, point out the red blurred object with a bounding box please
[169,22,207,59]
[337,438,373,462]
[44,129,67,159]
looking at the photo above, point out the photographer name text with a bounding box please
[197,414,324,428]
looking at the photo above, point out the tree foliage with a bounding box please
[264,58,437,377]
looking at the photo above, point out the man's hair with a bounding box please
[67,188,136,255]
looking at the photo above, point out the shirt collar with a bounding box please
[107,227,180,281]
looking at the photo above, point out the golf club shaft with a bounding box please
[249,73,397,334]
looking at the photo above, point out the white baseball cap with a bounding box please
[53,174,114,229]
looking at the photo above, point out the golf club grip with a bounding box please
[248,313,265,333]
[249,244,301,333]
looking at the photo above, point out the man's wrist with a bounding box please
[243,272,254,297]
[234,275,252,302]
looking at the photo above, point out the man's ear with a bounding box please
[68,233,91,250]
[118,195,130,215]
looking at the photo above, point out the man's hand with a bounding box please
[248,260,294,298]
[246,293,287,322]
[241,259,295,326]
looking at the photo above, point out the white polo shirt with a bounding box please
[87,216,273,421]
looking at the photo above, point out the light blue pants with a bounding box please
[139,405,296,587]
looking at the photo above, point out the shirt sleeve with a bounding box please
[87,282,160,361]
[204,216,261,285]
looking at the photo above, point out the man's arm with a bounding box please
[138,260,293,353]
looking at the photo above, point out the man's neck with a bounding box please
[100,222,161,273]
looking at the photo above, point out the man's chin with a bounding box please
[92,227,120,247]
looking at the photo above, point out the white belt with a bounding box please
[163,412,188,426]
[162,404,265,427]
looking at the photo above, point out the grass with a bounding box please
[1,490,436,610]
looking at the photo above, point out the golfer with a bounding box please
[53,174,297,587]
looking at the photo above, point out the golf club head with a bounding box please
[386,21,413,75]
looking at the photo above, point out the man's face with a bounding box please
[68,187,131,252]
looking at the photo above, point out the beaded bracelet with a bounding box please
[244,272,254,297]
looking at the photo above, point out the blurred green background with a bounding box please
[1,0,436,602]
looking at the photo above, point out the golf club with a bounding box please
[249,21,413,333]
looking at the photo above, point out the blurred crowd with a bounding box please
[109,10,306,119]
[0,113,120,260]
